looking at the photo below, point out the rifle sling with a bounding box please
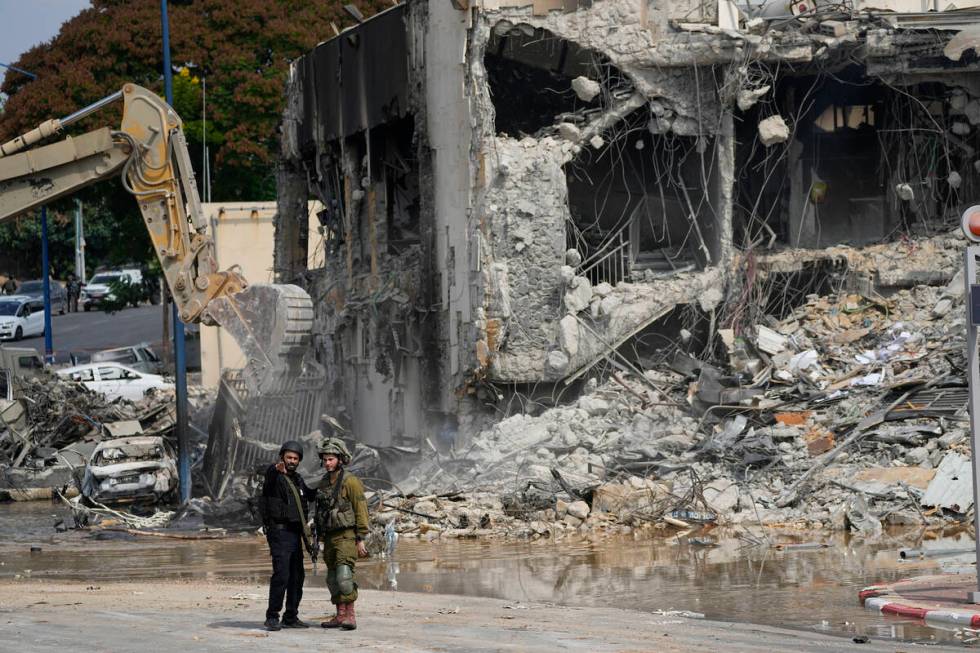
[281,473,312,549]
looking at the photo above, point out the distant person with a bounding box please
[66,274,81,313]
[258,440,316,632]
[315,437,369,631]
[2,275,17,295]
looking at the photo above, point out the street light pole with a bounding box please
[40,206,53,363]
[161,0,191,504]
[961,205,980,603]
[74,199,86,282]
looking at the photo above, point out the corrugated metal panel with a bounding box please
[921,453,974,513]
[202,369,325,496]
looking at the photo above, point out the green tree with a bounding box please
[0,0,387,273]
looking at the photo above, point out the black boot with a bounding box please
[264,616,282,631]
[281,618,310,628]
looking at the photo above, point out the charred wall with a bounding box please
[277,2,453,448]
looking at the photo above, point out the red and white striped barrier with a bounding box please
[860,586,980,628]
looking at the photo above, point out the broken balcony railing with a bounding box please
[578,224,630,287]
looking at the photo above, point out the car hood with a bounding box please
[84,284,110,293]
[0,317,18,326]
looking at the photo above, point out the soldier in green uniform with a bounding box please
[314,437,369,630]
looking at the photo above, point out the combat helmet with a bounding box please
[318,437,352,464]
[279,439,304,461]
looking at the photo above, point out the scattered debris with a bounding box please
[758,115,790,146]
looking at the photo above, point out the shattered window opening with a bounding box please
[565,108,716,285]
[485,24,628,136]
[735,67,973,252]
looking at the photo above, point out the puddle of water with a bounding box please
[0,501,971,643]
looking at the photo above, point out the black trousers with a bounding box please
[266,526,305,620]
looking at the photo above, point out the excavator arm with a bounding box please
[0,84,315,393]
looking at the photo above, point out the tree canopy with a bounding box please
[0,0,387,278]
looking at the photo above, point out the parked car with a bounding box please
[81,269,143,311]
[91,344,164,375]
[56,362,174,401]
[0,296,45,341]
[81,435,178,504]
[15,279,67,315]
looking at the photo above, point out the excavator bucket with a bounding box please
[203,283,319,395]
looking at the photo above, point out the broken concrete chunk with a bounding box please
[845,495,882,536]
[905,446,930,466]
[599,295,621,317]
[704,479,739,514]
[932,297,953,317]
[895,183,915,201]
[758,115,790,146]
[571,76,601,102]
[819,20,847,37]
[593,282,612,298]
[578,396,610,416]
[589,134,605,149]
[559,314,580,357]
[589,297,602,320]
[945,24,980,62]
[756,325,788,355]
[966,99,980,126]
[745,17,766,34]
[546,350,570,375]
[952,121,972,136]
[559,265,575,285]
[565,248,583,267]
[698,286,724,312]
[558,122,582,142]
[555,498,569,517]
[948,170,963,189]
[564,276,593,314]
[566,500,590,520]
[951,89,968,112]
[736,85,770,112]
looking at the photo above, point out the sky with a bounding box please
[0,0,91,74]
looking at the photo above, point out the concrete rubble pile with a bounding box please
[0,374,179,501]
[376,237,972,541]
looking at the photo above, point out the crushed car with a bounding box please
[56,362,174,401]
[81,435,178,504]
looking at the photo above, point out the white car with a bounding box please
[81,269,143,311]
[56,362,173,401]
[0,296,45,341]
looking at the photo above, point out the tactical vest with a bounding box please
[316,470,357,532]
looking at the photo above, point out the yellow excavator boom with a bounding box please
[0,84,316,393]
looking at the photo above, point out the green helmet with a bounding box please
[317,437,352,464]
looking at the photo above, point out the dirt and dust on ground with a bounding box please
[0,577,969,653]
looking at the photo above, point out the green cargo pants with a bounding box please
[323,529,358,604]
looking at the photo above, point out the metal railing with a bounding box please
[577,224,631,287]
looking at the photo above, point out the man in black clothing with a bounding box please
[260,440,316,631]
[66,275,81,313]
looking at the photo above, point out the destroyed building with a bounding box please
[274,0,980,449]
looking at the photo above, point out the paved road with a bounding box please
[8,304,177,363]
[0,581,961,653]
